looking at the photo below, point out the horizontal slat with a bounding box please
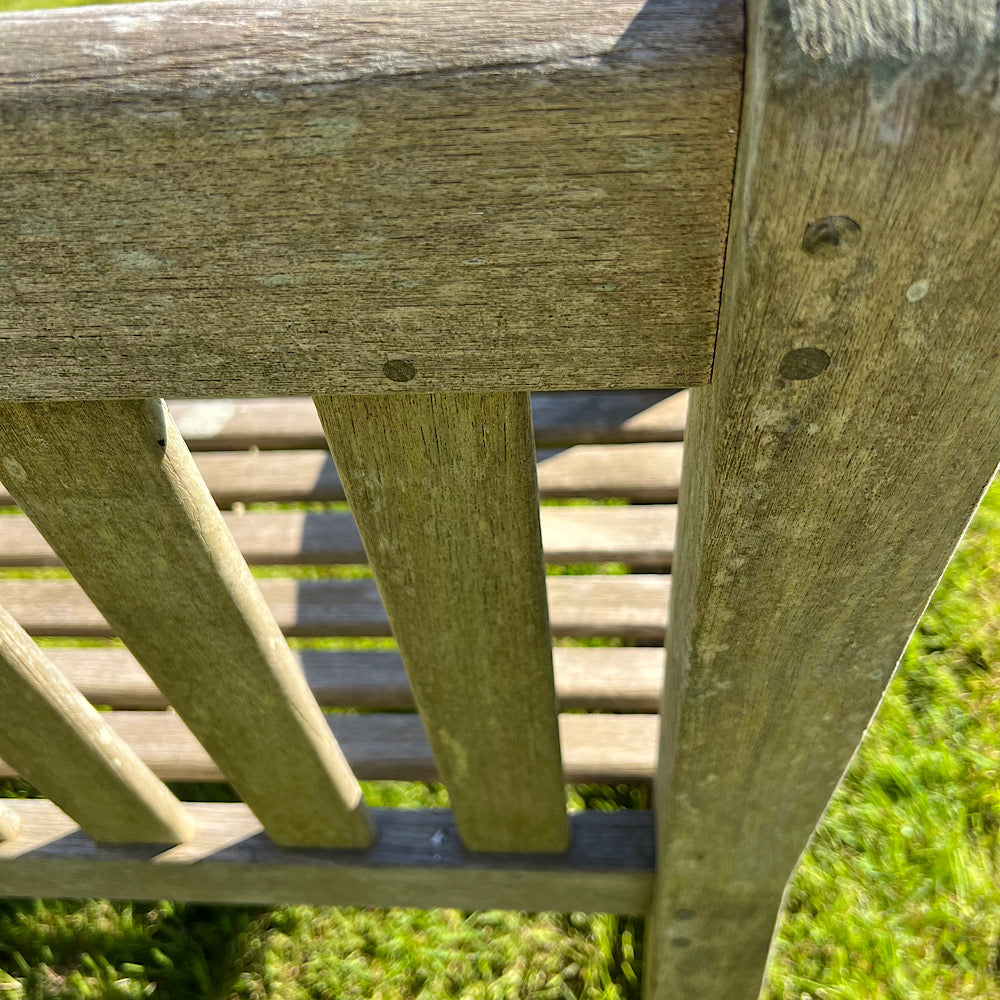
[0,1,741,397]
[46,646,664,713]
[536,444,683,502]
[0,713,659,785]
[0,443,682,508]
[169,392,689,450]
[0,505,675,569]
[0,576,669,640]
[0,801,654,914]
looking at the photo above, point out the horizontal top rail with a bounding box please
[0,0,742,397]
[1,0,734,97]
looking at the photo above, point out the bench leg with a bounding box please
[643,1,1000,996]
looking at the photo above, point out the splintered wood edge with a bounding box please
[0,801,654,914]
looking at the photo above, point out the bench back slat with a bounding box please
[0,398,373,849]
[0,602,192,845]
[316,391,567,853]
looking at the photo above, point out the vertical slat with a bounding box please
[0,604,193,845]
[0,400,373,849]
[0,803,21,843]
[643,2,1000,998]
[316,392,567,853]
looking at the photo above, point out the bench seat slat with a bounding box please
[0,803,19,843]
[0,575,670,640]
[0,801,654,915]
[0,443,683,508]
[0,505,676,569]
[0,712,659,786]
[169,391,688,451]
[44,646,665,714]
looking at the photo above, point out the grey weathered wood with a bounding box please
[537,444,682,503]
[47,646,665,714]
[0,603,192,845]
[0,801,654,914]
[0,712,659,785]
[0,442,682,508]
[0,1,741,398]
[644,3,1000,997]
[0,399,372,848]
[0,803,19,843]
[0,504,675,569]
[317,392,566,852]
[0,574,670,640]
[169,391,688,451]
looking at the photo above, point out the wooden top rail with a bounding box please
[0,0,742,398]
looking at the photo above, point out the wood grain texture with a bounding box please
[0,399,372,848]
[168,391,688,451]
[0,712,659,785]
[0,504,675,569]
[0,1,741,397]
[47,646,665,714]
[317,393,566,852]
[0,801,654,914]
[0,603,192,845]
[0,575,669,640]
[644,2,1000,997]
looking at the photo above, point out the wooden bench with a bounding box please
[1,0,999,996]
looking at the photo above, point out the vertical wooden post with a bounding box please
[644,2,1000,997]
[317,392,568,853]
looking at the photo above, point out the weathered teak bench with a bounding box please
[1,0,998,996]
